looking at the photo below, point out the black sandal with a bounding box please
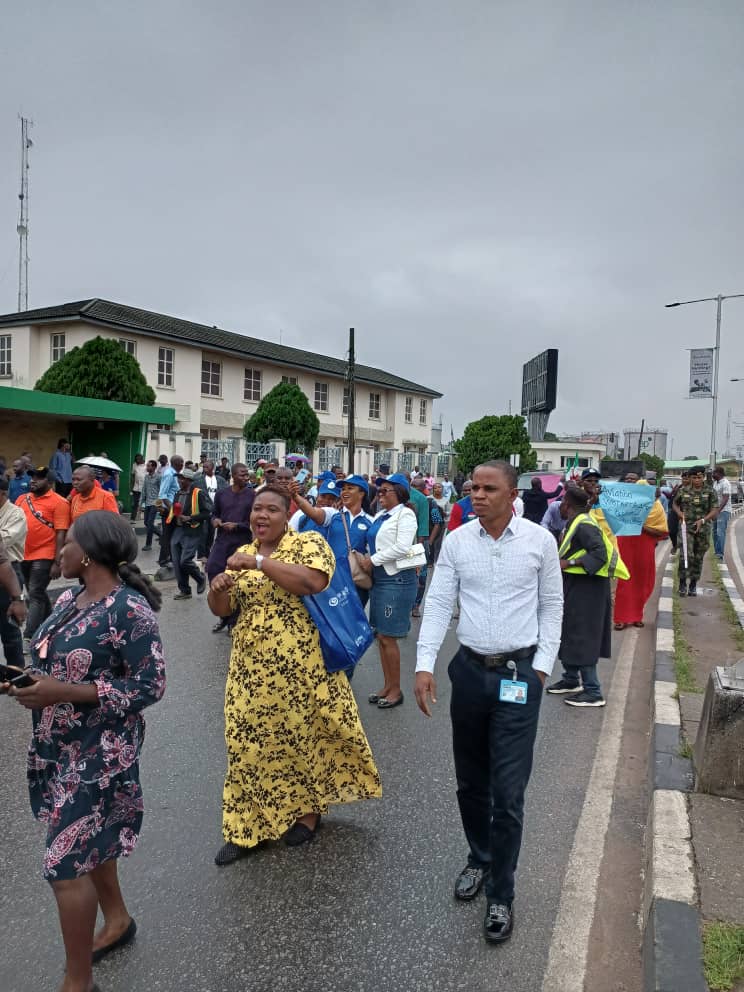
[284,816,321,847]
[214,842,255,866]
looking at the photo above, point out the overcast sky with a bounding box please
[1,2,743,458]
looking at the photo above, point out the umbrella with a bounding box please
[680,520,688,570]
[76,455,123,473]
[256,459,268,466]
[286,454,309,463]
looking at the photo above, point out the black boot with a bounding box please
[679,581,687,597]
[688,581,697,597]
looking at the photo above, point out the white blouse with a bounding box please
[370,504,418,576]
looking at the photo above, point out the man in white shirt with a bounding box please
[441,475,454,501]
[0,475,28,667]
[415,460,563,945]
[712,466,732,560]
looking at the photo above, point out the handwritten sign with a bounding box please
[598,482,655,536]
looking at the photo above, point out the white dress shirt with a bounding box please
[370,504,418,575]
[289,506,337,530]
[714,477,731,513]
[0,498,27,562]
[416,515,563,677]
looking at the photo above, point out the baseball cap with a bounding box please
[317,478,340,496]
[342,474,370,495]
[29,465,56,481]
[178,468,195,480]
[581,468,600,480]
[316,471,336,482]
[387,472,410,492]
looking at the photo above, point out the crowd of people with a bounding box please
[0,443,736,989]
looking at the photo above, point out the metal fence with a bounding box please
[201,436,245,464]
[317,447,343,473]
[243,441,277,467]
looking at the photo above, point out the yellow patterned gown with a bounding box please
[222,529,382,846]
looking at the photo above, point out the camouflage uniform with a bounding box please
[675,485,718,589]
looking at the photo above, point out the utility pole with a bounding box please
[17,116,33,311]
[637,418,645,457]
[346,327,355,474]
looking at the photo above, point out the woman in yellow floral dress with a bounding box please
[207,485,381,865]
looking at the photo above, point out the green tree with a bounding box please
[639,452,665,478]
[543,431,559,442]
[243,381,319,451]
[453,414,536,475]
[35,336,156,405]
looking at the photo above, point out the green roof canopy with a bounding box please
[0,385,175,425]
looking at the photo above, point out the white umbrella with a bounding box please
[680,519,689,570]
[76,455,123,473]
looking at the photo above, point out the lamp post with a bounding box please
[666,293,744,469]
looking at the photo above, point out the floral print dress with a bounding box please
[223,529,381,847]
[27,585,165,881]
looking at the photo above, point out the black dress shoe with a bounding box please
[284,815,322,847]
[454,865,488,901]
[215,842,254,866]
[484,901,514,944]
[91,917,137,962]
[212,619,228,633]
[688,581,697,596]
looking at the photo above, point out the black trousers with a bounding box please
[158,519,174,566]
[449,645,543,903]
[0,575,24,666]
[21,559,53,639]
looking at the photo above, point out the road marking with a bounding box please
[541,628,639,992]
[657,595,674,613]
[652,790,696,904]
[654,681,681,726]
[656,627,674,651]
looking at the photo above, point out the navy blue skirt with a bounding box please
[369,567,417,638]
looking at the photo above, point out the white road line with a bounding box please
[540,628,639,992]
[654,681,681,726]
[657,596,674,613]
[656,628,674,652]
[652,790,696,904]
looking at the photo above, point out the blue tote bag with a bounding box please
[303,557,374,674]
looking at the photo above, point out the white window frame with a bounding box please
[158,347,174,388]
[0,335,11,377]
[119,338,137,357]
[243,367,262,402]
[419,398,428,426]
[50,332,66,363]
[314,381,329,412]
[369,392,381,420]
[201,427,219,441]
[405,396,413,423]
[201,358,222,397]
[282,374,298,386]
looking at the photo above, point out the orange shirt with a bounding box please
[19,490,71,560]
[69,487,119,521]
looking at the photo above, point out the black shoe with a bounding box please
[678,583,687,597]
[454,865,488,901]
[215,842,254,866]
[284,815,321,847]
[141,544,152,551]
[564,691,606,708]
[688,581,697,597]
[196,574,207,595]
[173,591,192,600]
[484,902,514,944]
[212,619,228,633]
[91,917,137,962]
[546,678,582,695]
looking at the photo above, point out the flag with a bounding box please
[564,452,581,482]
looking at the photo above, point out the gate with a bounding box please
[243,441,277,467]
[396,451,417,473]
[201,436,244,465]
[318,447,343,473]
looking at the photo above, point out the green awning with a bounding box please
[0,385,175,425]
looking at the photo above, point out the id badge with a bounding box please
[500,679,528,704]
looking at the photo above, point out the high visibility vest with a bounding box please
[559,512,630,580]
[166,488,201,528]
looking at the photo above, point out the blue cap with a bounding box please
[318,478,341,496]
[341,474,369,495]
[387,472,410,492]
[316,470,336,482]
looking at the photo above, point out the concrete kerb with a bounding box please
[643,554,707,992]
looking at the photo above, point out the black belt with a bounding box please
[463,645,536,670]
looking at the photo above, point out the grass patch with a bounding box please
[703,921,744,991]
[672,557,701,693]
[678,736,694,759]
[708,555,744,653]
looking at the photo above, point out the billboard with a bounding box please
[521,349,558,441]
[689,348,714,399]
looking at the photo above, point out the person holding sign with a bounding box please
[613,474,668,629]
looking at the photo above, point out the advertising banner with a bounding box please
[689,348,714,399]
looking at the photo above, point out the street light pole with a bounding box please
[666,292,744,469]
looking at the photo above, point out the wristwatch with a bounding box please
[255,554,264,571]
[10,595,23,602]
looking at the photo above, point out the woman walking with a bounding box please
[3,511,165,992]
[208,485,381,866]
[613,475,668,628]
[358,473,418,709]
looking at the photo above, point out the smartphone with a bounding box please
[0,663,36,688]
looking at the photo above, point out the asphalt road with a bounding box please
[0,580,621,992]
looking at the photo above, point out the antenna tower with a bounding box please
[17,116,33,311]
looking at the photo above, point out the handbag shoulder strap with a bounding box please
[339,509,353,552]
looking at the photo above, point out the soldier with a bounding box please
[672,466,719,596]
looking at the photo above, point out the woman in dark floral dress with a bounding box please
[3,511,165,992]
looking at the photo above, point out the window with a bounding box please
[343,387,350,417]
[419,399,428,426]
[119,338,137,356]
[201,359,221,397]
[314,381,329,412]
[369,392,381,420]
[51,333,66,363]
[560,455,590,469]
[201,427,219,441]
[0,335,11,376]
[243,367,262,402]
[405,397,413,423]
[282,375,298,386]
[158,347,174,387]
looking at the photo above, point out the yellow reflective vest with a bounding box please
[559,512,630,580]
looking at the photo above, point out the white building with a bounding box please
[531,440,606,472]
[0,299,442,474]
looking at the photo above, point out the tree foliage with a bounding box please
[35,336,156,405]
[243,381,319,451]
[452,415,536,475]
[543,431,559,442]
[639,452,665,479]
